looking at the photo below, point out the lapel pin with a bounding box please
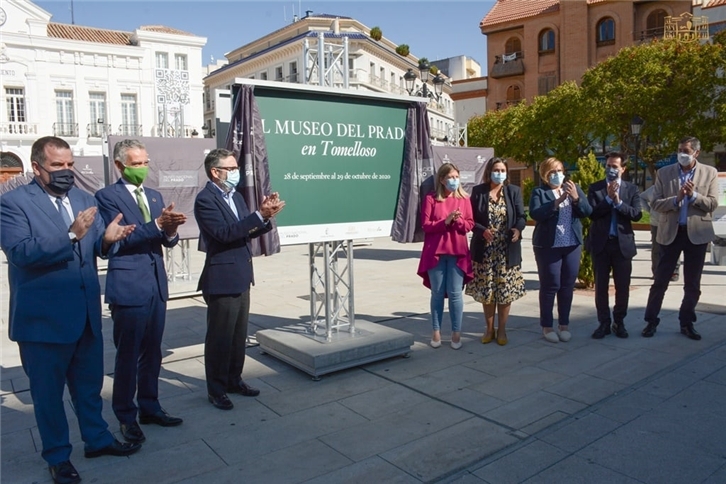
[152,198,157,203]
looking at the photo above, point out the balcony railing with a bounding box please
[118,124,142,136]
[495,100,523,110]
[152,124,198,138]
[0,122,39,135]
[87,123,111,138]
[494,51,524,64]
[53,123,79,137]
[636,27,665,41]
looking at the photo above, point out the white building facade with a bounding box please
[204,13,456,144]
[0,0,206,175]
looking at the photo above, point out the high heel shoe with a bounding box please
[496,331,508,346]
[481,330,496,344]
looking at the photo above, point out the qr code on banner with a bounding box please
[155,69,190,105]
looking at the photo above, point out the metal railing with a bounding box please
[637,27,665,41]
[118,124,142,136]
[53,123,79,137]
[494,51,524,64]
[152,124,198,138]
[0,122,39,135]
[87,123,111,138]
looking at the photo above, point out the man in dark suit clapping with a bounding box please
[587,151,642,339]
[194,149,284,410]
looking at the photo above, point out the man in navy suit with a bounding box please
[587,151,642,339]
[0,137,140,484]
[95,139,187,445]
[194,148,284,410]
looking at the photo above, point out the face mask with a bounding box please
[445,178,460,192]
[122,165,148,186]
[549,172,565,187]
[37,163,75,194]
[677,153,693,167]
[605,167,620,182]
[491,172,507,185]
[223,169,241,191]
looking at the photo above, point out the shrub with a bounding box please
[395,44,410,57]
[430,65,439,75]
[369,27,382,41]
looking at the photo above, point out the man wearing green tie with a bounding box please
[95,139,187,445]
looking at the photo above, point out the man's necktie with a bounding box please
[134,187,152,223]
[56,197,72,228]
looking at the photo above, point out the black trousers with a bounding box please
[644,227,708,327]
[204,291,250,397]
[593,238,632,324]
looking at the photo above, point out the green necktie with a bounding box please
[134,187,151,223]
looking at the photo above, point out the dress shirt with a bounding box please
[674,166,696,226]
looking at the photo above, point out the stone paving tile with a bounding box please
[336,383,429,420]
[468,366,569,402]
[380,417,519,482]
[320,399,473,462]
[463,342,566,376]
[304,456,420,484]
[591,388,664,424]
[471,440,570,484]
[362,345,480,382]
[542,373,626,405]
[537,412,621,453]
[519,411,570,436]
[435,387,507,418]
[440,472,489,483]
[1,391,36,435]
[576,427,725,484]
[674,349,726,381]
[702,463,726,484]
[656,379,726,420]
[584,348,677,385]
[704,365,726,387]
[522,454,642,484]
[484,391,587,430]
[0,428,36,462]
[638,368,698,398]
[402,364,495,397]
[533,343,632,377]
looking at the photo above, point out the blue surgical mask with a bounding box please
[223,169,241,191]
[549,172,565,187]
[491,172,507,185]
[445,178,460,192]
[605,167,620,182]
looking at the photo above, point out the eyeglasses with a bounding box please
[215,166,239,172]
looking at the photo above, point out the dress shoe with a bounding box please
[430,339,441,348]
[592,322,611,339]
[670,272,679,282]
[450,340,463,350]
[84,439,141,458]
[496,331,508,346]
[481,330,495,344]
[558,330,572,342]
[680,325,702,341]
[543,331,559,343]
[49,461,81,484]
[228,381,260,397]
[208,393,234,410]
[139,409,183,427]
[641,322,658,337]
[120,421,146,444]
[612,322,629,338]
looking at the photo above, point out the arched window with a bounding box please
[646,9,667,37]
[596,17,616,44]
[539,29,555,53]
[504,37,521,55]
[506,85,522,105]
[1,152,23,168]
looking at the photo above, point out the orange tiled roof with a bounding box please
[139,25,195,36]
[704,0,726,8]
[47,22,132,45]
[480,0,612,29]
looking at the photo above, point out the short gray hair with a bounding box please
[680,136,701,152]
[113,139,146,164]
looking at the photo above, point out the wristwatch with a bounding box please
[68,230,79,244]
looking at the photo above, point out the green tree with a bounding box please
[369,26,382,41]
[581,38,726,181]
[569,152,605,289]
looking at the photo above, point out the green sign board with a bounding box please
[249,84,409,245]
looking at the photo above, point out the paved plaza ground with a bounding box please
[2,231,726,483]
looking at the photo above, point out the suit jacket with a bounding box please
[529,183,593,248]
[586,179,642,258]
[651,161,719,246]
[194,182,272,296]
[95,179,178,306]
[0,180,111,343]
[469,183,526,268]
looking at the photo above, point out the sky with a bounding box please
[36,0,495,73]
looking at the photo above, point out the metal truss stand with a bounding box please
[308,240,361,341]
[165,239,191,281]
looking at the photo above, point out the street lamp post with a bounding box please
[630,115,644,189]
[403,61,445,101]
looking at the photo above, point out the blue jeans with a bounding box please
[428,255,465,332]
[533,245,581,328]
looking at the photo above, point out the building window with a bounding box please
[156,52,169,69]
[506,85,522,105]
[5,88,26,123]
[504,37,522,55]
[289,61,298,82]
[89,92,106,137]
[275,66,283,81]
[120,94,138,136]
[260,71,268,80]
[539,29,555,53]
[646,9,667,38]
[55,91,76,136]
[174,54,188,71]
[596,18,616,44]
[538,74,557,95]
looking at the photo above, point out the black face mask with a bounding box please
[37,164,75,194]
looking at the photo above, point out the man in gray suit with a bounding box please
[640,184,680,281]
[642,137,719,340]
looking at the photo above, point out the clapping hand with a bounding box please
[102,213,136,253]
[677,180,694,202]
[563,180,579,201]
[445,209,461,226]
[70,206,99,241]
[607,180,620,205]
[260,192,285,220]
[156,202,187,237]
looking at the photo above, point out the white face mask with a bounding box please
[677,153,693,167]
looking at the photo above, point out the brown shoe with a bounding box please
[481,330,495,344]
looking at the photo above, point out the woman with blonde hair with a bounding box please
[417,163,474,349]
[466,158,526,345]
[529,157,592,343]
